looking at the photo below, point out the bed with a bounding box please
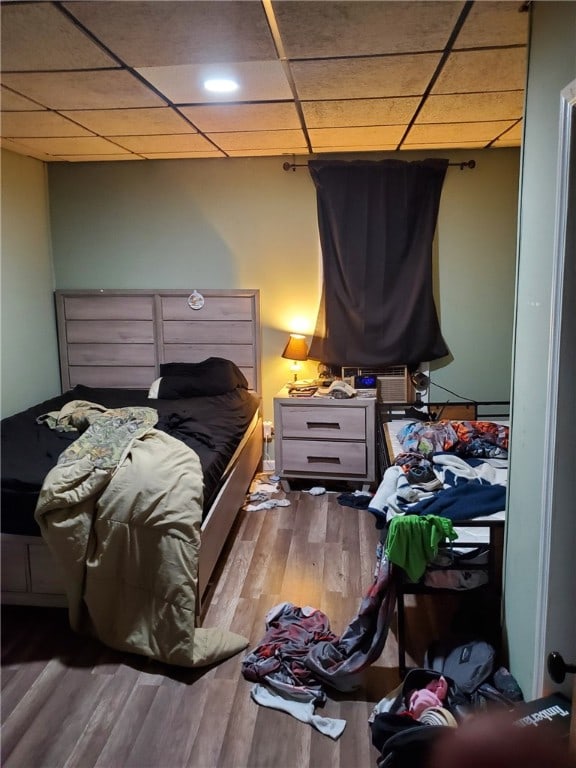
[375,401,510,674]
[1,289,263,663]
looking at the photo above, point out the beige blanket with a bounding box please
[35,402,248,667]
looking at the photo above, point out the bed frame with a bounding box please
[377,400,510,676]
[1,288,263,611]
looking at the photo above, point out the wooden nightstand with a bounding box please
[273,387,376,491]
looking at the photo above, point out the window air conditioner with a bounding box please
[377,366,414,403]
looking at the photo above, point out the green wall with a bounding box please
[48,148,519,422]
[0,149,60,418]
[433,151,519,402]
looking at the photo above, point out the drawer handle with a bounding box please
[307,456,341,465]
[306,421,341,430]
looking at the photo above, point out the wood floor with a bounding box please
[1,478,451,768]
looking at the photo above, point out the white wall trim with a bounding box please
[532,78,576,697]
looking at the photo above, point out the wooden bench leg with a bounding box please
[396,586,407,678]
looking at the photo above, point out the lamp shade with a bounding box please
[282,334,308,361]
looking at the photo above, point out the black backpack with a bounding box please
[425,638,518,713]
[425,638,495,695]
[371,643,522,766]
[371,669,458,764]
[376,724,448,768]
[386,667,459,716]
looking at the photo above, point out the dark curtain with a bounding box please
[308,158,450,368]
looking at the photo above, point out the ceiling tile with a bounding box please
[402,141,486,150]
[11,136,128,156]
[59,107,197,136]
[1,111,94,138]
[315,144,399,153]
[111,134,217,153]
[52,155,143,163]
[273,1,465,58]
[404,121,517,145]
[455,1,529,48]
[0,3,117,71]
[432,48,527,94]
[493,121,523,146]
[225,148,305,157]
[63,1,276,68]
[0,137,53,161]
[291,53,441,101]
[1,87,47,112]
[140,151,226,159]
[492,137,521,148]
[206,130,307,152]
[302,97,420,129]
[179,102,301,133]
[417,91,524,124]
[0,71,165,111]
[309,125,405,149]
[136,61,292,104]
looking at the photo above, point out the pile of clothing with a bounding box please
[368,452,507,529]
[369,640,524,767]
[241,545,397,739]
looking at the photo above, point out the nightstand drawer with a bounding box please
[280,439,367,476]
[279,405,366,440]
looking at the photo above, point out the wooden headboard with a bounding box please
[55,289,261,393]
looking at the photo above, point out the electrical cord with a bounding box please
[430,381,478,404]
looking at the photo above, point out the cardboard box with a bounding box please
[512,693,571,739]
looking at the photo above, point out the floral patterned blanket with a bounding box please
[34,401,248,667]
[397,419,509,459]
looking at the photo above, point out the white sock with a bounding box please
[250,683,346,739]
[244,498,291,511]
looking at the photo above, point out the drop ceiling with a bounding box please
[0,0,528,163]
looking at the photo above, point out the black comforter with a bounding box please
[1,384,259,536]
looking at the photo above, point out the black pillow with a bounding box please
[156,357,248,398]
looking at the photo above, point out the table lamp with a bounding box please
[282,333,308,381]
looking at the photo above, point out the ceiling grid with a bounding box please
[0,0,529,162]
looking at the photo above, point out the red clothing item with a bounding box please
[242,602,337,703]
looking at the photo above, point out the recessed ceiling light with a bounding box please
[203,78,239,93]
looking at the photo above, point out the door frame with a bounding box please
[533,78,576,695]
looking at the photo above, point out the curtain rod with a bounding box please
[282,159,476,172]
